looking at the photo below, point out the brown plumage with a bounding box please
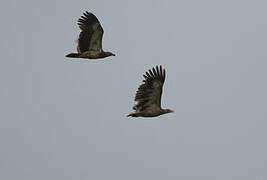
[66,11,115,59]
[127,65,173,118]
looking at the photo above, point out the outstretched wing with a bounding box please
[133,65,166,112]
[77,11,104,53]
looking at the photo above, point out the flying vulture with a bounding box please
[127,65,173,118]
[66,11,115,59]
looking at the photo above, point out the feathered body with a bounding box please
[127,65,173,118]
[66,11,115,59]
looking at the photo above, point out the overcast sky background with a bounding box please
[1,0,267,179]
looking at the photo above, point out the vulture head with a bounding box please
[163,109,174,114]
[103,51,116,57]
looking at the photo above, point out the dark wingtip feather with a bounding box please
[77,11,100,30]
[163,67,166,82]
[156,65,160,77]
[145,72,151,78]
[148,69,155,78]
[143,74,148,79]
[144,65,166,83]
[152,67,157,77]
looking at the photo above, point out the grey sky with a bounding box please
[1,0,267,179]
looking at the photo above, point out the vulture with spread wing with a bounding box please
[127,65,173,118]
[66,11,115,59]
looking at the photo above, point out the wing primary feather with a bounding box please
[152,67,157,78]
[148,69,155,78]
[146,72,151,78]
[156,65,160,78]
[163,67,166,82]
[159,65,163,82]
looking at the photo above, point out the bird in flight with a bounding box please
[66,11,115,59]
[127,65,173,118]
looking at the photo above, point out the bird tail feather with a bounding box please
[65,53,80,58]
[127,113,139,117]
